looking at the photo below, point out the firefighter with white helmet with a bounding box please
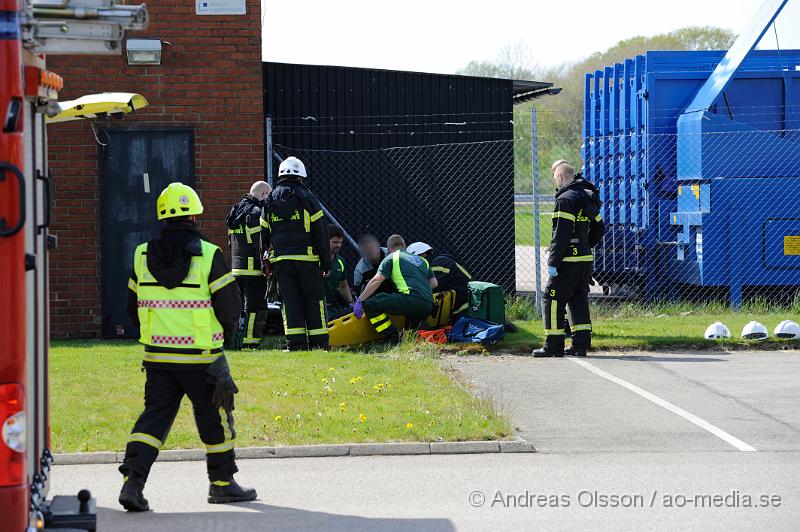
[261,156,332,351]
[407,241,472,319]
[120,182,256,511]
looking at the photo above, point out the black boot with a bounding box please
[208,479,258,504]
[532,347,564,358]
[119,476,149,512]
[565,346,587,357]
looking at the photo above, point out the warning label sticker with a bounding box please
[785,236,800,255]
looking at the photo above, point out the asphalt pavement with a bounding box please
[51,350,800,531]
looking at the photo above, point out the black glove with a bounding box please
[206,356,239,411]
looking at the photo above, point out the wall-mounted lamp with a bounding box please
[126,38,162,65]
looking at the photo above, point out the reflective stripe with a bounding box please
[370,313,389,324]
[270,255,320,263]
[211,480,231,487]
[595,214,602,222]
[143,353,222,364]
[549,300,557,330]
[232,268,262,277]
[309,210,325,222]
[129,432,162,449]
[248,257,254,271]
[375,320,392,333]
[260,217,270,229]
[454,302,469,314]
[456,262,472,280]
[319,300,327,331]
[562,255,593,263]
[308,327,329,336]
[285,327,307,335]
[128,278,138,293]
[544,329,565,336]
[552,211,576,222]
[138,300,211,309]
[572,324,592,331]
[247,225,261,236]
[246,313,256,340]
[303,210,311,232]
[432,266,450,274]
[391,251,410,295]
[227,227,243,234]
[206,440,235,454]
[209,272,236,293]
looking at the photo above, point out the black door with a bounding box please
[100,129,195,338]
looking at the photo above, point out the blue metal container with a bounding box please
[583,50,800,304]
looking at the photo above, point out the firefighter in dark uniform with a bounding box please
[354,234,437,342]
[406,242,472,320]
[120,183,256,512]
[534,162,605,358]
[226,180,271,348]
[260,156,331,351]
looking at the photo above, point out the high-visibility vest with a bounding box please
[132,239,232,363]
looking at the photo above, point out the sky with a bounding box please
[261,0,800,76]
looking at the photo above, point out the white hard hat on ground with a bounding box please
[406,242,433,256]
[704,322,731,340]
[278,156,307,178]
[741,321,768,340]
[774,320,800,339]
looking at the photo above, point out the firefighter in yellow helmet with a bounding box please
[119,183,257,511]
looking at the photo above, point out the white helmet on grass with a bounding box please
[774,320,800,339]
[741,321,768,340]
[704,322,731,340]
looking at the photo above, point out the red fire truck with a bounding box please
[0,2,147,529]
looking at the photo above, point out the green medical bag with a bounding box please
[467,281,505,324]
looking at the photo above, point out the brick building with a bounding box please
[47,1,264,338]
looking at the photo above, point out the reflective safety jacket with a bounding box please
[226,194,263,277]
[127,225,240,365]
[548,178,605,268]
[260,178,331,272]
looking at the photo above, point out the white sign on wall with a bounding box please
[196,0,246,15]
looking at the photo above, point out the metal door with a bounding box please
[100,129,195,338]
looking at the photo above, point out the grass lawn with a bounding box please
[502,300,800,351]
[50,340,511,454]
[515,205,552,247]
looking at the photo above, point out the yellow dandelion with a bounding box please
[358,413,367,423]
[274,415,281,422]
[339,402,347,408]
[349,378,357,384]
[328,367,335,372]
[406,422,413,429]
[321,377,328,383]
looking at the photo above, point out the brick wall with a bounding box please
[47,1,263,338]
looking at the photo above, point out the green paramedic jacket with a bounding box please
[128,238,239,364]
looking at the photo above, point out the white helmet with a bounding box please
[774,320,800,339]
[406,242,433,256]
[741,321,768,340]
[704,322,731,340]
[278,156,307,178]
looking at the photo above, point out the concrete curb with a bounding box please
[53,440,535,465]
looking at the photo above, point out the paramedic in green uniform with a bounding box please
[325,224,353,320]
[354,234,437,341]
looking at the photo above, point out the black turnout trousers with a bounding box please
[237,276,268,346]
[542,262,593,351]
[120,365,237,483]
[273,260,329,350]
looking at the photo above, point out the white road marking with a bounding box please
[568,357,757,452]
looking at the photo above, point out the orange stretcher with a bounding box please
[328,290,455,347]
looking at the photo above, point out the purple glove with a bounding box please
[353,298,364,319]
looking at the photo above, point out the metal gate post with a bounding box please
[532,107,543,318]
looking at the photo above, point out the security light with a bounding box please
[126,38,161,65]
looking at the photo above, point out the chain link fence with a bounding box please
[524,106,800,316]
[265,105,800,319]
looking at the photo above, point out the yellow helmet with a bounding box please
[156,182,203,220]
